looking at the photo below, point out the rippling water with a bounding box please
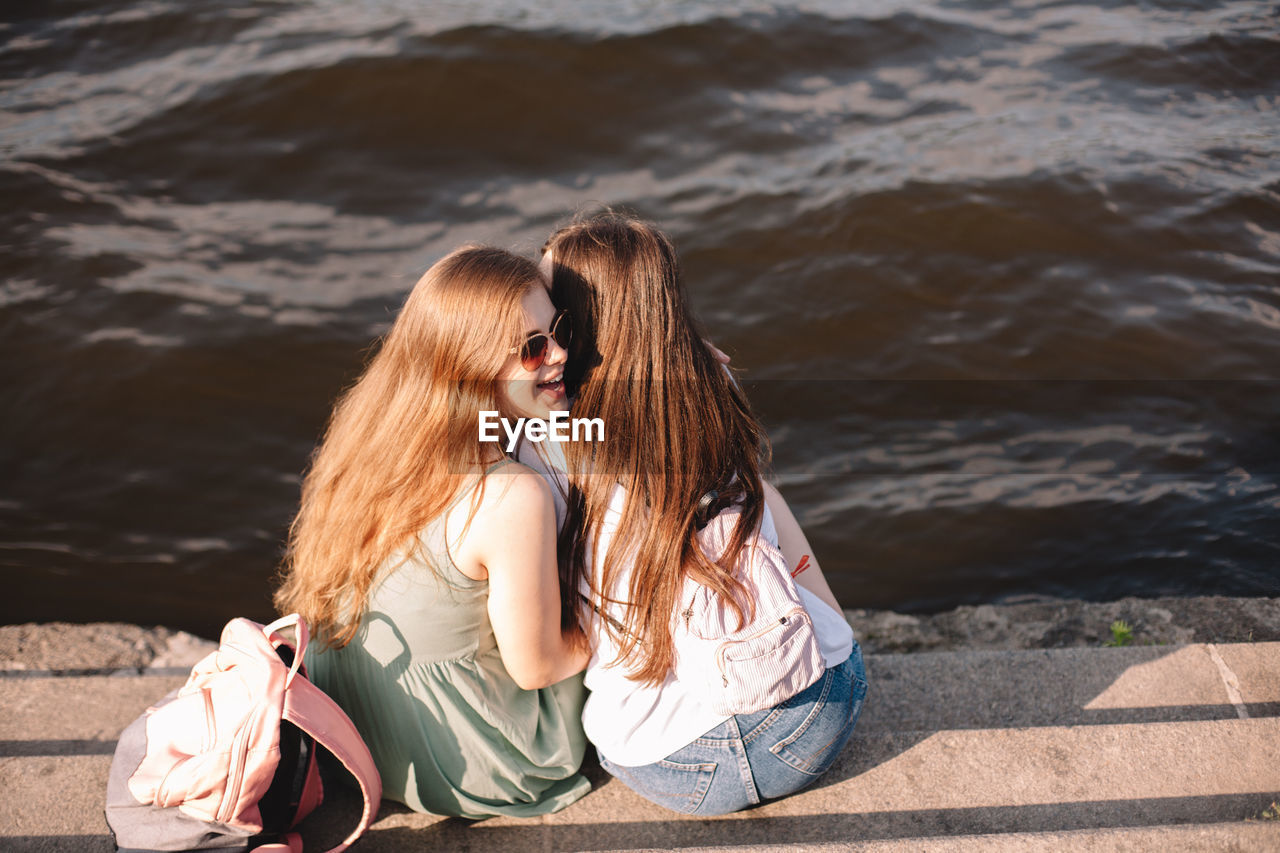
[3,1,1278,636]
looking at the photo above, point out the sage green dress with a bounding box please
[305,479,590,818]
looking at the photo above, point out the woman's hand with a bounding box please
[462,464,590,689]
[704,338,731,365]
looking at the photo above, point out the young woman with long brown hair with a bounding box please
[273,245,591,818]
[527,213,867,815]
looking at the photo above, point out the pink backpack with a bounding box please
[106,614,382,852]
[678,504,826,716]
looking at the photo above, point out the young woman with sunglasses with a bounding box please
[273,246,590,818]
[524,213,866,815]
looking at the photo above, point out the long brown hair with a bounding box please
[274,246,540,648]
[545,212,769,685]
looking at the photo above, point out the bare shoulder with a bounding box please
[449,462,555,580]
[472,461,554,523]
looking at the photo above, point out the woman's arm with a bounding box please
[465,464,589,689]
[762,480,843,615]
[709,349,841,613]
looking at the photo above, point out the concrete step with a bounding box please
[6,642,1273,746]
[616,822,1280,852]
[858,641,1279,731]
[0,642,1276,852]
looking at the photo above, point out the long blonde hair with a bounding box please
[275,246,539,648]
[545,213,769,685]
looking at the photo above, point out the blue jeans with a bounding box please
[598,642,868,815]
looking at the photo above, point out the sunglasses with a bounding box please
[510,309,572,371]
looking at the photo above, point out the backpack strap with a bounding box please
[281,677,383,853]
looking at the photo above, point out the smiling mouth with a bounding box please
[537,377,565,396]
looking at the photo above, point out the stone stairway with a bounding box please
[1,636,1277,851]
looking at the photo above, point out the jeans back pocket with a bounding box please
[600,756,718,815]
[769,656,866,777]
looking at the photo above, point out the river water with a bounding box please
[3,1,1278,637]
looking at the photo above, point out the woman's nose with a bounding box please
[545,335,569,366]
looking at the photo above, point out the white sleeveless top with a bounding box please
[516,440,853,767]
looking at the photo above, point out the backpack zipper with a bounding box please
[714,606,808,687]
[201,687,216,753]
[217,720,253,823]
